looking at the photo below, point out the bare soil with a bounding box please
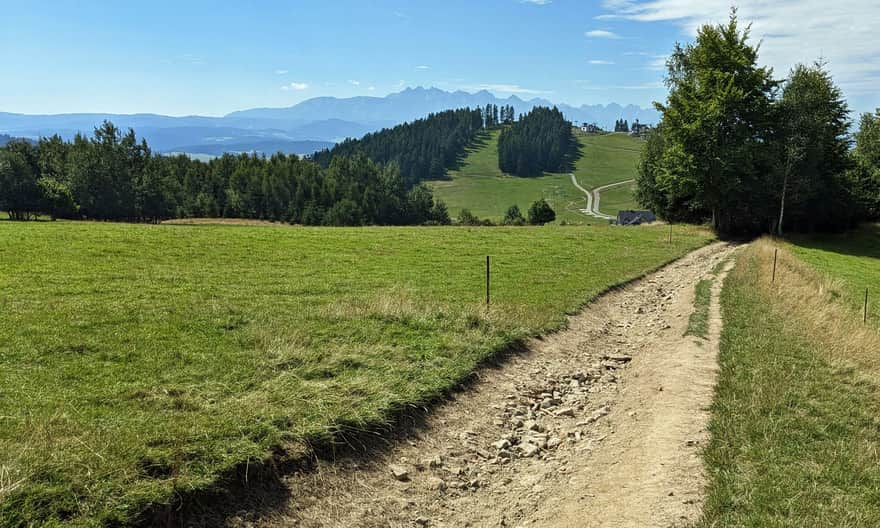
[237,242,736,528]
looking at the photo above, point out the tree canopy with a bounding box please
[312,108,483,187]
[635,11,875,235]
[498,107,574,177]
[0,121,449,226]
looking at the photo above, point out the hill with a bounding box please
[0,88,657,158]
[431,131,644,223]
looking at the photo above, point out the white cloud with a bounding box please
[348,80,361,86]
[521,0,552,4]
[585,29,621,39]
[589,59,615,65]
[415,65,430,70]
[577,80,665,91]
[280,82,308,91]
[274,69,288,75]
[368,86,376,91]
[467,83,553,95]
[600,0,880,96]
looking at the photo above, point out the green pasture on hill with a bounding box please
[430,131,643,223]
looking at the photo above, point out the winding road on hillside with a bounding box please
[234,243,739,528]
[569,174,635,221]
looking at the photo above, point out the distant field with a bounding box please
[787,224,880,327]
[0,221,712,526]
[431,131,643,223]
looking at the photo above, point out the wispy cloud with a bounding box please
[274,69,288,75]
[589,59,615,65]
[280,82,308,91]
[521,0,552,4]
[600,0,880,96]
[585,29,621,39]
[577,81,664,91]
[466,83,553,95]
[415,65,430,70]
[348,80,361,86]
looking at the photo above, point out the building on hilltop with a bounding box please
[629,119,652,137]
[580,123,601,134]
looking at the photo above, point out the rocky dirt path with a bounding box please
[247,242,737,528]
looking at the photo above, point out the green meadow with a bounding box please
[0,221,711,526]
[431,131,643,223]
[787,224,880,327]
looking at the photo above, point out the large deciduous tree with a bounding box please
[638,11,779,235]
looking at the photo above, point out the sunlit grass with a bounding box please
[0,221,711,526]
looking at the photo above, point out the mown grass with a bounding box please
[596,181,638,217]
[787,224,880,328]
[684,279,712,338]
[0,221,712,526]
[701,240,880,526]
[430,131,642,223]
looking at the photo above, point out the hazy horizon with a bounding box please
[3,1,879,118]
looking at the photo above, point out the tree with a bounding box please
[457,208,480,226]
[498,107,573,177]
[429,199,451,225]
[850,110,880,220]
[502,204,526,225]
[527,198,556,225]
[636,10,779,234]
[773,62,851,234]
[0,140,42,220]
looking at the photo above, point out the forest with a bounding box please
[312,108,486,186]
[497,106,574,177]
[637,13,880,235]
[0,122,451,225]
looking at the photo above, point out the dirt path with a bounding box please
[569,174,633,220]
[592,179,635,218]
[247,242,736,528]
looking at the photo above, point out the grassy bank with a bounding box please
[0,221,712,526]
[430,131,642,223]
[701,240,880,526]
[787,224,880,328]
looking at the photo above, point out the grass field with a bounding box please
[787,224,880,327]
[597,181,638,217]
[0,221,712,526]
[430,131,643,223]
[700,239,880,526]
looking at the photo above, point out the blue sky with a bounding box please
[2,1,878,116]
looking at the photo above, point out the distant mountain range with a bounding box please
[0,87,659,157]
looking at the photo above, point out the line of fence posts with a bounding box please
[771,246,869,324]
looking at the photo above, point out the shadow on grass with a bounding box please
[786,224,880,260]
[140,338,532,528]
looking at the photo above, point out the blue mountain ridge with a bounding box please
[0,87,658,157]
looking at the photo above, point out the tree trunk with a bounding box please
[777,171,788,237]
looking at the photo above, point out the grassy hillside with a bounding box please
[431,131,643,223]
[0,221,712,527]
[787,224,879,327]
[701,240,880,526]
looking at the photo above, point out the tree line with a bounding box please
[312,108,484,186]
[497,106,574,177]
[613,119,630,133]
[0,121,452,225]
[637,11,880,235]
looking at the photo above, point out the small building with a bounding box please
[616,210,656,226]
[629,119,652,137]
[580,123,601,134]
